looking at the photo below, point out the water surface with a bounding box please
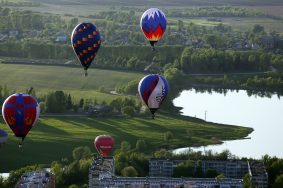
[173,89,283,159]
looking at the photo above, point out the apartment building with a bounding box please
[16,170,55,188]
[89,157,243,188]
[89,156,115,188]
[98,177,243,188]
[149,158,268,188]
[248,161,268,188]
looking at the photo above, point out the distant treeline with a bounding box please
[178,47,283,73]
[187,74,283,94]
[1,42,283,73]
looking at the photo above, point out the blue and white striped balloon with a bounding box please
[138,74,168,118]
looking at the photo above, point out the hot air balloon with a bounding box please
[140,8,167,50]
[94,135,114,157]
[71,22,101,76]
[138,74,169,119]
[2,93,40,147]
[0,129,8,146]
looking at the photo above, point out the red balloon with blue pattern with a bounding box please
[2,93,40,145]
[140,8,167,50]
[71,22,101,76]
[138,74,169,118]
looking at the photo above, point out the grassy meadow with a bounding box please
[0,113,252,172]
[0,63,144,101]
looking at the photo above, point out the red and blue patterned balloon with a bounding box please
[140,8,167,50]
[138,74,169,118]
[2,93,40,144]
[71,22,101,76]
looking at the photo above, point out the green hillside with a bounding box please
[0,114,252,172]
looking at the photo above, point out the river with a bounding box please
[173,89,283,159]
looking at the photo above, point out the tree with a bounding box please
[154,149,172,158]
[272,174,283,188]
[136,139,147,152]
[205,168,219,178]
[217,150,231,160]
[259,53,270,71]
[205,34,217,48]
[177,20,184,32]
[127,152,149,177]
[39,102,46,113]
[68,185,79,188]
[121,166,138,177]
[121,106,135,117]
[121,141,131,152]
[243,173,253,188]
[51,161,62,176]
[45,91,68,113]
[64,160,80,185]
[0,176,6,188]
[114,152,128,175]
[110,98,123,112]
[164,67,184,89]
[268,158,283,185]
[253,24,264,33]
[78,159,92,183]
[216,173,225,180]
[180,47,193,72]
[66,94,73,110]
[98,86,106,93]
[79,98,84,108]
[116,79,139,95]
[72,146,92,160]
[173,160,194,178]
[68,17,78,30]
[195,160,203,178]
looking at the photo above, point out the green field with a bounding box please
[0,114,252,172]
[0,63,144,101]
[170,17,283,32]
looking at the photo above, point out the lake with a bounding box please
[173,89,283,159]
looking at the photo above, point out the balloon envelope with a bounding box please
[138,74,169,115]
[0,129,8,144]
[71,22,101,72]
[140,8,166,46]
[2,93,40,140]
[94,135,114,156]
